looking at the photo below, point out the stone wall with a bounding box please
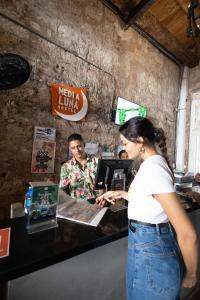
[0,0,180,201]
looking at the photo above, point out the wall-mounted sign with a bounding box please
[115,97,147,125]
[31,127,56,173]
[51,84,88,121]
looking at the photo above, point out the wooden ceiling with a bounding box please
[102,0,200,67]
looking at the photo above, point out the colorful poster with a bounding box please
[0,227,11,258]
[51,84,88,121]
[31,127,56,173]
[115,97,147,125]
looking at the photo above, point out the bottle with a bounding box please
[24,187,33,212]
[24,187,33,228]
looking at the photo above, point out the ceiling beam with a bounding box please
[124,0,155,30]
[135,11,199,67]
[101,0,124,19]
[101,0,199,67]
[101,0,183,66]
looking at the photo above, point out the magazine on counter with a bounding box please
[56,198,108,227]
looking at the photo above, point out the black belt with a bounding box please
[129,219,170,228]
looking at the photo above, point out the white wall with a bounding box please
[188,93,200,173]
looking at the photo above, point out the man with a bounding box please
[186,173,200,204]
[59,133,99,202]
[118,150,128,160]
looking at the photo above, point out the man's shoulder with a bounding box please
[88,154,99,165]
[87,155,98,163]
[61,157,75,168]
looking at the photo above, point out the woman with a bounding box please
[96,117,198,300]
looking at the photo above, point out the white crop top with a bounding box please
[128,155,175,223]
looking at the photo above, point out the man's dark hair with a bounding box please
[118,149,127,159]
[67,133,84,144]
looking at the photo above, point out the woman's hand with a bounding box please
[182,272,197,288]
[96,190,127,207]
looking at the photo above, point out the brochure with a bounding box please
[0,227,11,258]
[24,181,59,233]
[57,199,108,227]
[25,181,58,222]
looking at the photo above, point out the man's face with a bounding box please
[120,152,128,160]
[69,140,85,160]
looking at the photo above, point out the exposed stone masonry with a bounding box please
[0,0,180,199]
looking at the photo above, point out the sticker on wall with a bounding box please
[51,84,88,121]
[115,97,147,125]
[31,127,56,173]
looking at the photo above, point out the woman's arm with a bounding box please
[154,192,198,288]
[96,190,128,207]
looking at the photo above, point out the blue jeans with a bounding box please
[126,220,183,300]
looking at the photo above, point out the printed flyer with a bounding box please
[0,227,11,258]
[31,127,56,173]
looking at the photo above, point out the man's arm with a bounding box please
[186,191,200,204]
[185,173,200,204]
[59,164,70,191]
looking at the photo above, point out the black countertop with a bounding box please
[0,195,199,284]
[0,208,128,283]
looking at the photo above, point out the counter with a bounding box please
[0,199,200,300]
[0,208,128,284]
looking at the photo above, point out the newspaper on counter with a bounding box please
[57,190,107,227]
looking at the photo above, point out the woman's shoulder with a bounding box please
[142,155,166,168]
[141,155,172,177]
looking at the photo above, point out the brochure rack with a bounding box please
[26,218,58,234]
[24,181,59,234]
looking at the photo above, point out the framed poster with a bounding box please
[31,127,56,173]
[115,97,147,125]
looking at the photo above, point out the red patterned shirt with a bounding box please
[59,155,99,201]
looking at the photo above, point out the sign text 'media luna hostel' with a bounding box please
[51,84,88,121]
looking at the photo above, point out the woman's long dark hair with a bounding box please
[119,117,172,172]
